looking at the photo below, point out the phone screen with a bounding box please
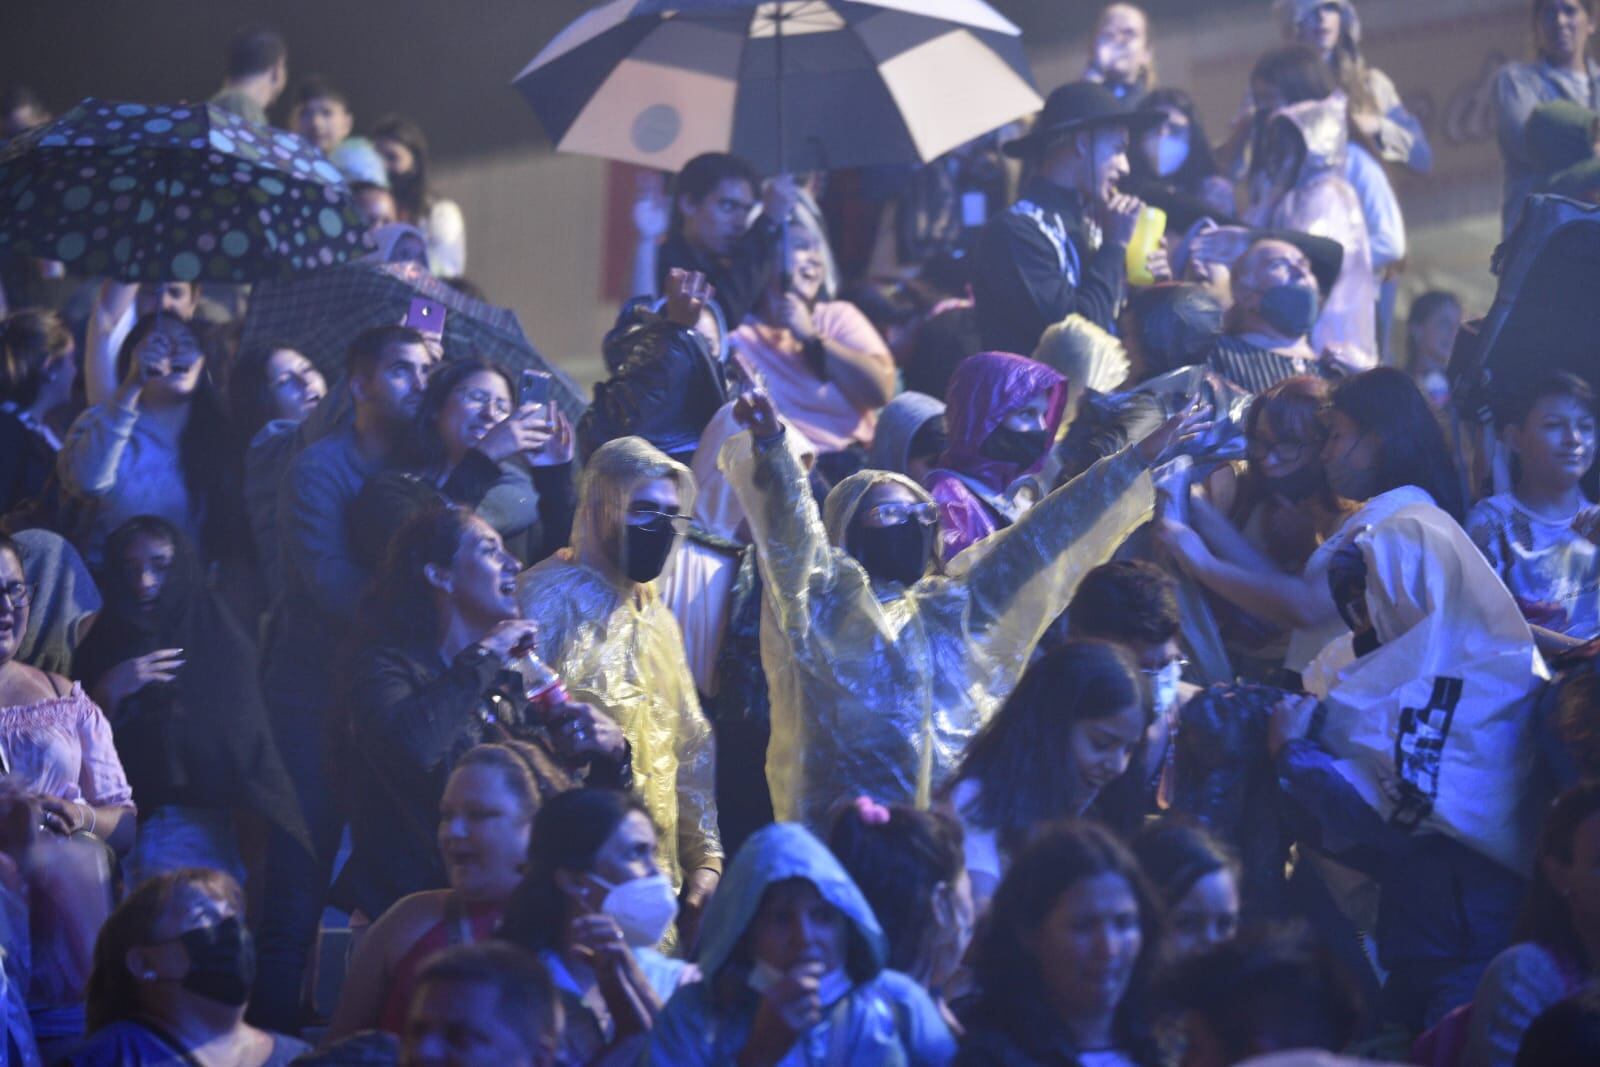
[520,370,552,410]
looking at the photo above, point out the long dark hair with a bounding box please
[372,114,433,222]
[1130,87,1222,192]
[1514,781,1600,970]
[951,640,1146,856]
[85,867,245,1032]
[1250,43,1381,169]
[1131,817,1240,914]
[355,503,477,649]
[226,341,305,450]
[402,357,515,472]
[968,820,1164,1064]
[114,313,238,562]
[498,788,651,954]
[1330,367,1465,519]
[827,800,965,978]
[1404,290,1461,373]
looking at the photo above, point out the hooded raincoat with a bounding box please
[1247,93,1378,356]
[924,352,1069,561]
[648,823,955,1066]
[516,437,722,889]
[1301,504,1548,875]
[721,428,1153,830]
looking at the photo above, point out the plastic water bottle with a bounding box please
[521,651,571,716]
[1124,204,1168,286]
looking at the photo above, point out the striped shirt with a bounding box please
[1208,335,1320,396]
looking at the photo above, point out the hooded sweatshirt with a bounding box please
[924,352,1068,560]
[516,437,723,889]
[720,422,1152,830]
[1247,93,1378,356]
[648,822,955,1066]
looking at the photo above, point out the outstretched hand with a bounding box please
[1134,397,1213,467]
[664,268,714,328]
[733,388,782,440]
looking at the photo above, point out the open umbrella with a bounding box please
[0,98,368,283]
[514,0,1042,174]
[240,259,586,421]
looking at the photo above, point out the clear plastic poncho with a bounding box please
[721,431,1154,829]
[516,437,723,887]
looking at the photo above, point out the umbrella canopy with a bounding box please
[515,0,1042,174]
[240,259,586,421]
[0,98,368,283]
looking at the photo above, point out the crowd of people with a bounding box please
[3,2,1600,1064]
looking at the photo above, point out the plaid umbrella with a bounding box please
[514,0,1042,174]
[241,259,586,421]
[0,98,368,283]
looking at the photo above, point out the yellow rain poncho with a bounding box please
[516,437,722,888]
[721,430,1154,830]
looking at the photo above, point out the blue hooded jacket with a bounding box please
[648,823,955,1066]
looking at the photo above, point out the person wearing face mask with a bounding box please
[827,799,974,1038]
[1494,0,1600,235]
[329,743,546,1039]
[1083,4,1157,103]
[1182,377,1354,677]
[1066,561,1196,814]
[1242,46,1380,358]
[721,388,1197,832]
[499,788,697,1064]
[351,357,576,571]
[973,81,1164,357]
[924,351,1069,560]
[648,821,956,1065]
[957,821,1164,1067]
[1210,236,1338,394]
[1125,88,1237,227]
[728,222,895,470]
[73,517,306,891]
[1273,504,1543,1031]
[1467,372,1600,648]
[69,868,308,1066]
[1160,367,1464,678]
[57,312,237,568]
[946,641,1151,913]
[517,437,724,950]
[339,507,622,922]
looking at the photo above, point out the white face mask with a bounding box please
[1154,132,1190,177]
[1152,660,1183,716]
[591,873,679,948]
[748,960,854,1008]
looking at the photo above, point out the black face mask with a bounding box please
[1262,462,1325,501]
[623,521,678,584]
[979,426,1051,467]
[1258,283,1320,338]
[850,522,929,587]
[177,917,255,1008]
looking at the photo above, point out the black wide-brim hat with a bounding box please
[1003,81,1167,160]
[1252,229,1344,301]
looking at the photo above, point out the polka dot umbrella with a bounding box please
[0,98,369,283]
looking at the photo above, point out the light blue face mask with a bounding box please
[748,960,854,1008]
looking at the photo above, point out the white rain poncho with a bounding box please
[721,430,1153,829]
[1302,503,1549,874]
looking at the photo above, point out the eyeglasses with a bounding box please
[1246,439,1310,465]
[863,501,939,527]
[453,386,511,419]
[0,582,31,609]
[625,508,693,534]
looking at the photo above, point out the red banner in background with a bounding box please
[601,161,671,304]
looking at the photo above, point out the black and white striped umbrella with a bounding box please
[513,0,1042,174]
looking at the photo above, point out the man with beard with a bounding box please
[251,325,438,1029]
[1209,236,1325,395]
